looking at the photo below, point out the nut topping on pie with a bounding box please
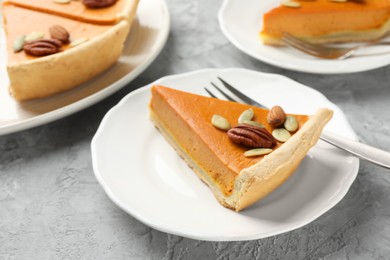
[267,105,286,127]
[23,39,62,56]
[2,0,139,100]
[49,25,70,43]
[82,0,118,8]
[227,124,276,148]
[149,85,334,211]
[13,35,26,53]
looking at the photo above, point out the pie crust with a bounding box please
[7,21,130,100]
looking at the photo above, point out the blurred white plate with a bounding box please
[0,0,169,136]
[91,68,359,241]
[218,0,390,74]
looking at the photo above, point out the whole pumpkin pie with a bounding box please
[149,85,333,211]
[260,0,390,45]
[1,0,139,101]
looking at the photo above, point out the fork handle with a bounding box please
[320,131,390,169]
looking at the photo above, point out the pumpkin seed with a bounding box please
[244,148,273,157]
[13,35,26,53]
[284,115,298,132]
[52,0,71,4]
[211,114,231,131]
[25,31,44,42]
[272,128,291,142]
[70,37,89,47]
[282,1,301,7]
[238,108,254,124]
[242,120,265,128]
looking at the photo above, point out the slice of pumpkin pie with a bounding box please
[2,3,130,100]
[1,0,139,101]
[260,0,390,45]
[149,85,333,211]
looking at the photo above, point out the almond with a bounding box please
[267,106,286,127]
[49,25,70,43]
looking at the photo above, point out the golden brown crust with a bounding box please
[7,20,129,101]
[117,0,139,25]
[230,108,333,211]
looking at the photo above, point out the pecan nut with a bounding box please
[227,125,276,148]
[49,25,70,43]
[82,0,117,8]
[23,39,62,56]
[267,105,286,127]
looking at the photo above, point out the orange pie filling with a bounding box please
[149,85,333,211]
[4,0,131,25]
[261,0,390,45]
[3,4,113,63]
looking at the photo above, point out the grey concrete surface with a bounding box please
[1,0,390,259]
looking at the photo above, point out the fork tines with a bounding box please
[205,78,268,109]
[282,33,324,56]
[282,32,342,59]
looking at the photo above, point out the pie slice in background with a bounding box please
[1,0,139,100]
[261,0,390,45]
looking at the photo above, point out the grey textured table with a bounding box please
[1,1,390,259]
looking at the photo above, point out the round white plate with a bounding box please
[91,68,360,241]
[218,0,390,74]
[0,0,170,136]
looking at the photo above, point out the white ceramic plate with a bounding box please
[218,0,390,74]
[91,68,360,241]
[0,0,170,136]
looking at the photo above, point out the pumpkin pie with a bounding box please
[5,0,138,25]
[260,0,390,45]
[1,0,138,100]
[149,85,333,211]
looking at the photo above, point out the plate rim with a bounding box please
[218,0,390,74]
[91,68,360,241]
[0,0,170,136]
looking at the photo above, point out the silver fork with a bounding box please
[282,32,390,59]
[205,77,390,169]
